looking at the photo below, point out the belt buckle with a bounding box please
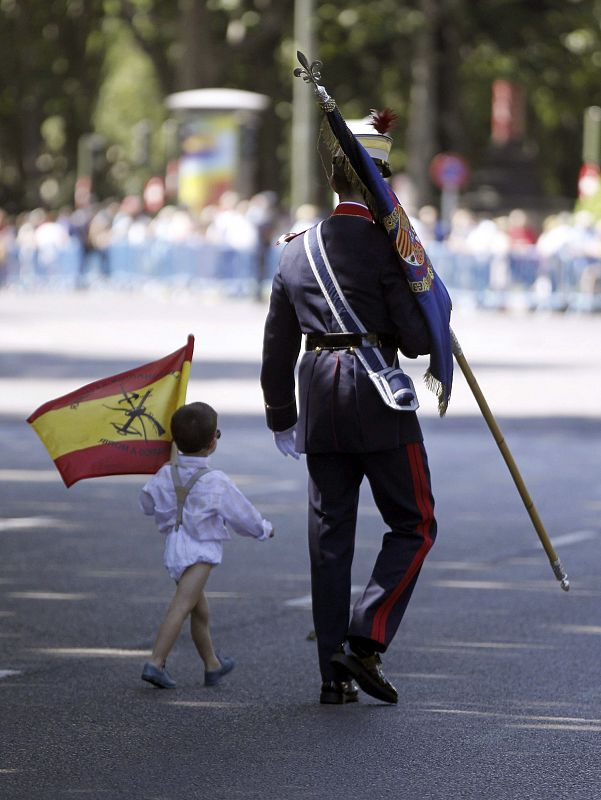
[364,332,378,347]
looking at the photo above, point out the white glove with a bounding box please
[274,425,300,460]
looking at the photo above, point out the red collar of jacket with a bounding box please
[331,202,374,222]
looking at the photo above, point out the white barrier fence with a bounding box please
[2,237,601,311]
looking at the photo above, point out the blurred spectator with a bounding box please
[205,191,259,285]
[149,205,196,242]
[411,205,443,245]
[246,191,281,299]
[446,209,477,253]
[507,208,538,249]
[111,195,150,245]
[35,210,70,280]
[536,212,574,261]
[205,191,258,250]
[466,217,511,291]
[0,209,15,286]
[289,203,322,234]
[4,192,601,310]
[15,209,44,286]
[579,220,601,296]
[88,202,118,279]
[69,204,94,277]
[571,210,598,257]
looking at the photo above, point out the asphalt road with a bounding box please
[1,289,601,800]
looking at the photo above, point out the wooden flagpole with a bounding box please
[450,328,570,591]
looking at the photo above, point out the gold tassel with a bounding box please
[424,369,449,417]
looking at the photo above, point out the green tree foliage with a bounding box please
[1,0,601,211]
[0,0,107,209]
[458,0,601,198]
[93,20,167,198]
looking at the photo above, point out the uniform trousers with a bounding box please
[307,443,436,681]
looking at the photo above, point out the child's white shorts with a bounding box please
[163,529,224,582]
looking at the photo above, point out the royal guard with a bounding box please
[261,54,454,705]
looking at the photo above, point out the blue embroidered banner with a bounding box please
[322,103,453,415]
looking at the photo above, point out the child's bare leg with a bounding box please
[149,562,212,668]
[190,590,220,672]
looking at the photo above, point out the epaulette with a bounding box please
[276,231,303,246]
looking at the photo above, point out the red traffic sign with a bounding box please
[429,152,470,190]
[578,163,600,198]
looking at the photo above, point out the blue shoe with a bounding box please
[141,662,176,689]
[204,655,235,687]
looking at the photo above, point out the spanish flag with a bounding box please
[27,335,194,487]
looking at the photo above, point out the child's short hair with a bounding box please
[170,402,218,454]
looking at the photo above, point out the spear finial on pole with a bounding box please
[294,51,334,108]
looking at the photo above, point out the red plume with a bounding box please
[369,108,397,135]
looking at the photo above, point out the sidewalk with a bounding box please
[1,287,600,419]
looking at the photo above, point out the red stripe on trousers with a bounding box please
[370,442,434,644]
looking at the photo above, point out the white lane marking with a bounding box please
[0,469,60,482]
[430,579,556,592]
[0,670,21,679]
[31,647,148,657]
[550,529,598,547]
[0,517,65,532]
[0,469,146,484]
[8,592,93,601]
[168,701,246,709]
[284,594,312,608]
[424,705,601,732]
[430,579,600,595]
[553,624,601,635]
[285,585,363,608]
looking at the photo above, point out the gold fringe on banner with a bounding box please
[319,115,450,417]
[318,117,378,217]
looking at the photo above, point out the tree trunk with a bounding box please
[406,0,440,210]
[438,0,465,152]
[177,0,222,89]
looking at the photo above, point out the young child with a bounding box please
[139,401,274,689]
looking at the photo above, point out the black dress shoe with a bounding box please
[330,651,398,704]
[319,679,359,705]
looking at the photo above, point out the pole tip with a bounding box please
[560,578,570,591]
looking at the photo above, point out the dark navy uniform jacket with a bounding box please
[261,203,432,453]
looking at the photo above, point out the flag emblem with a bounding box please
[314,91,454,413]
[104,388,167,439]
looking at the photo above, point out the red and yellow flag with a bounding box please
[27,335,194,487]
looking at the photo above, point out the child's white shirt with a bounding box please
[139,454,272,580]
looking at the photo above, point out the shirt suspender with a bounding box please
[170,464,211,531]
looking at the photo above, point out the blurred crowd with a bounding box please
[1,192,601,305]
[412,205,601,298]
[0,191,289,289]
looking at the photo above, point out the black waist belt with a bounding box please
[305,332,398,351]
